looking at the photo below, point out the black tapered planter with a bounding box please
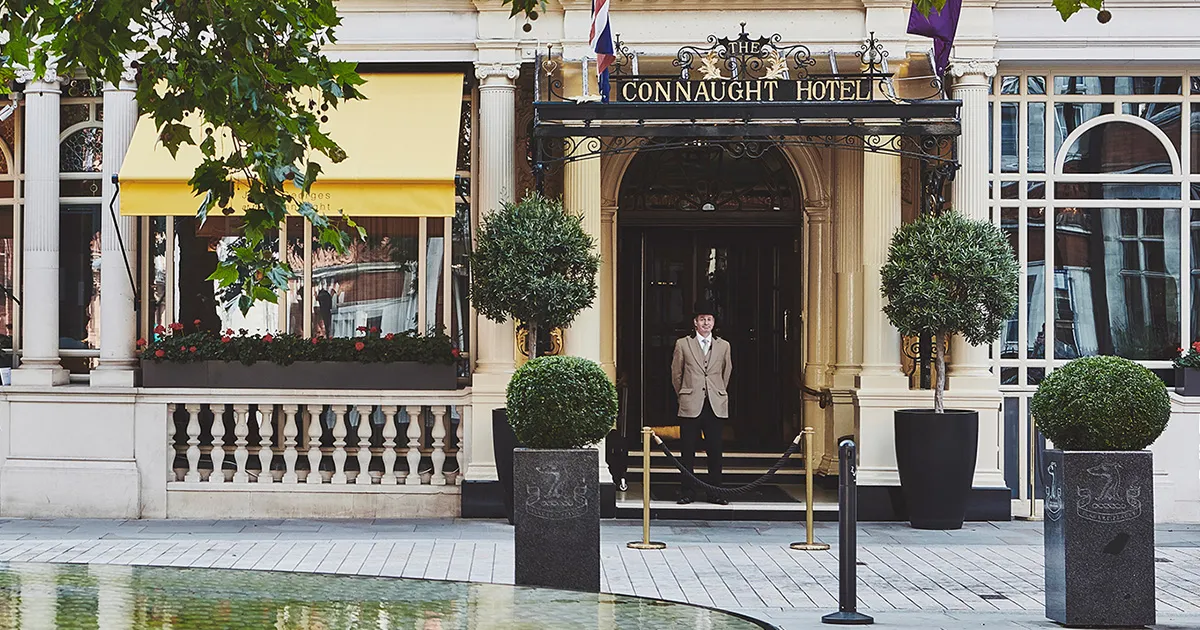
[1177,367,1200,396]
[1043,450,1155,627]
[894,409,978,529]
[492,409,523,525]
[514,448,600,593]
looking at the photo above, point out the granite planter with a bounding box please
[514,448,600,593]
[1176,367,1200,396]
[1043,449,1155,628]
[894,409,978,529]
[141,360,457,390]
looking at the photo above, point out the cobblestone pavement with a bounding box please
[0,518,1197,629]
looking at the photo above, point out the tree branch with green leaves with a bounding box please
[912,0,1107,21]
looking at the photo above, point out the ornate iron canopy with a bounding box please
[531,26,962,213]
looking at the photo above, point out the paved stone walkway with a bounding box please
[0,518,1198,629]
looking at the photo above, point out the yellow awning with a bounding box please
[119,73,464,217]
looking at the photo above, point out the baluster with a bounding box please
[355,406,374,484]
[307,407,324,484]
[209,406,227,484]
[405,407,422,485]
[454,405,466,486]
[381,405,399,485]
[167,403,180,481]
[185,404,202,483]
[232,404,251,483]
[282,405,299,484]
[257,406,275,483]
[331,405,349,484]
[431,406,447,486]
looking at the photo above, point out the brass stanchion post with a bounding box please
[627,427,666,550]
[791,426,830,551]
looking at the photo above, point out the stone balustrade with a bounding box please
[165,395,466,489]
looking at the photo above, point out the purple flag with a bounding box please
[907,0,962,76]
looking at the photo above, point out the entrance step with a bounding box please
[614,482,839,522]
[617,450,812,486]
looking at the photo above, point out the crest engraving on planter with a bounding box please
[524,465,590,520]
[1045,461,1063,521]
[1076,461,1141,523]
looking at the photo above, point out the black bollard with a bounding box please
[822,439,873,625]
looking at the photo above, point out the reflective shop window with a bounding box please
[59,205,102,355]
[1054,103,1113,155]
[311,217,419,338]
[1054,76,1182,96]
[1052,207,1180,361]
[171,217,281,335]
[1193,208,1200,346]
[1027,208,1046,360]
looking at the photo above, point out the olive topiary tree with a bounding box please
[506,356,618,449]
[470,192,600,359]
[881,210,1019,413]
[1030,356,1170,451]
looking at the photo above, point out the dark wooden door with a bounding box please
[618,227,800,452]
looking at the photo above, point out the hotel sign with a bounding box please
[604,23,888,105]
[614,77,874,104]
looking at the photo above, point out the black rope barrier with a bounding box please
[651,432,803,497]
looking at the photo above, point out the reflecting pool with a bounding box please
[0,563,767,629]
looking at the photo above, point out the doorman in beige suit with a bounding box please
[671,300,733,505]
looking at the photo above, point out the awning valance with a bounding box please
[119,73,464,217]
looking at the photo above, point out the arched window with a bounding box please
[59,127,104,174]
[1058,118,1176,175]
[618,144,800,221]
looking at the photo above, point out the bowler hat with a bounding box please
[692,300,716,319]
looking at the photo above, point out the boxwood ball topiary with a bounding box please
[506,355,617,450]
[1030,356,1170,451]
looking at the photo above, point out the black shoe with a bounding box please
[706,495,729,505]
[677,495,694,505]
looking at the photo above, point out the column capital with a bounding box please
[474,62,521,84]
[16,66,63,90]
[947,58,999,81]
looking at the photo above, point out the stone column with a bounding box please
[855,146,910,488]
[948,58,999,384]
[563,137,602,364]
[858,148,906,388]
[12,70,67,386]
[93,71,140,387]
[466,62,520,484]
[599,205,617,382]
[828,150,864,472]
[803,208,833,466]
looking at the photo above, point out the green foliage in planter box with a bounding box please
[1174,341,1200,369]
[1031,356,1170,451]
[506,356,617,450]
[139,323,455,366]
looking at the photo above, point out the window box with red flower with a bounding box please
[139,326,458,390]
[1175,342,1200,396]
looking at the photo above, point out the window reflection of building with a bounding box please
[0,106,18,373]
[312,217,420,338]
[993,73,1194,391]
[58,81,104,374]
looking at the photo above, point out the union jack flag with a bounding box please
[590,0,616,102]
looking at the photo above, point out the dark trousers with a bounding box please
[679,399,723,497]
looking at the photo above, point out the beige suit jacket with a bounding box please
[671,335,733,419]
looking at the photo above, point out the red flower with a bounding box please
[311,337,320,344]
[169,322,184,332]
[1193,341,1200,353]
[189,346,197,353]
[356,326,368,332]
[221,336,231,343]
[263,334,274,343]
[154,349,165,358]
[369,326,379,333]
[193,319,202,326]
[451,348,460,358]
[154,325,165,334]
[226,328,234,335]
[136,338,147,347]
[385,333,395,341]
[179,345,187,352]
[355,341,365,351]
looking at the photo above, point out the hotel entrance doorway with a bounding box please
[614,144,804,454]
[618,227,801,452]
